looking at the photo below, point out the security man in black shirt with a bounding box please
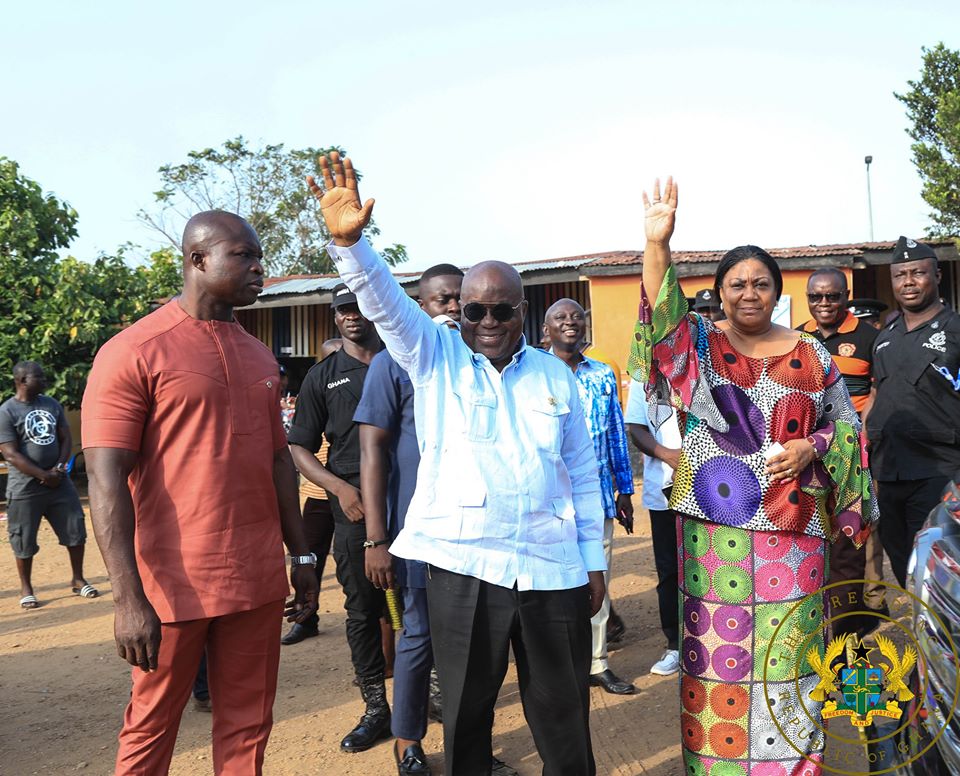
[288,284,391,753]
[798,267,884,636]
[865,236,960,587]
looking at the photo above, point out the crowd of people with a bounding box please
[2,152,958,776]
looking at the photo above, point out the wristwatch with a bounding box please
[290,552,318,567]
[363,538,390,549]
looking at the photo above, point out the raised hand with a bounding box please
[641,177,678,245]
[306,150,375,246]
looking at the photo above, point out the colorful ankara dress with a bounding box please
[628,266,877,776]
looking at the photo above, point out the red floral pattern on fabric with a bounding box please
[770,392,817,442]
[708,330,763,388]
[763,480,816,532]
[766,341,827,393]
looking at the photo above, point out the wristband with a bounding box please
[290,552,318,567]
[363,538,390,549]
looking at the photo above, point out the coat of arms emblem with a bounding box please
[806,634,916,728]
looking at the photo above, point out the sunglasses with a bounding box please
[462,301,523,323]
[807,293,845,303]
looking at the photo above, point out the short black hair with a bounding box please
[714,245,783,300]
[13,361,42,381]
[808,267,848,291]
[419,263,464,284]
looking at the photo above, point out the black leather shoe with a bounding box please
[280,622,319,645]
[341,711,391,752]
[491,756,519,776]
[395,742,431,775]
[590,669,636,695]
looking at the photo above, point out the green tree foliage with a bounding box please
[0,159,180,407]
[896,43,960,236]
[139,136,408,276]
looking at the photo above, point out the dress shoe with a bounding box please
[192,696,212,712]
[491,756,519,776]
[395,742,431,775]
[589,668,636,695]
[280,622,319,645]
[341,674,392,752]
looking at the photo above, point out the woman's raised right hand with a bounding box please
[642,177,678,245]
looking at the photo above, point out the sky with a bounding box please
[4,0,959,272]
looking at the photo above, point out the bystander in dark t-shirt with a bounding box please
[287,347,380,488]
[353,349,425,587]
[0,394,66,500]
[867,306,960,480]
[798,311,877,414]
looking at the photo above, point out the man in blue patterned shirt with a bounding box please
[544,298,637,695]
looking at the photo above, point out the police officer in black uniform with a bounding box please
[288,284,392,753]
[865,236,960,587]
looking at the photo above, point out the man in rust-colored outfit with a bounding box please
[82,211,318,775]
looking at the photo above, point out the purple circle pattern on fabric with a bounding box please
[713,605,752,642]
[692,456,761,526]
[684,599,711,637]
[683,636,709,676]
[707,383,765,456]
[711,644,751,681]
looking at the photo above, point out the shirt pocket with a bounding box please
[527,398,570,453]
[246,374,279,435]
[455,386,498,443]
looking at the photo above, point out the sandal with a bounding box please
[20,595,39,609]
[72,584,99,599]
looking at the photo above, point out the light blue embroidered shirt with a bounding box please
[555,354,634,518]
[327,238,606,590]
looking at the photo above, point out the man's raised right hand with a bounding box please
[306,151,375,246]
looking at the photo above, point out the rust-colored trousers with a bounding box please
[115,599,284,775]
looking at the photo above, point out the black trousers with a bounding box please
[826,532,869,637]
[426,566,595,776]
[301,497,335,630]
[649,509,680,650]
[877,476,950,587]
[331,499,386,679]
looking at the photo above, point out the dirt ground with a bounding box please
[0,494,873,775]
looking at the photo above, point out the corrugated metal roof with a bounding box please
[260,272,421,298]
[259,276,342,297]
[510,257,591,274]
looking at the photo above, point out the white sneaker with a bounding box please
[650,649,680,676]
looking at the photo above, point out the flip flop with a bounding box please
[20,595,39,609]
[72,584,99,599]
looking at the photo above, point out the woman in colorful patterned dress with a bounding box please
[629,179,877,776]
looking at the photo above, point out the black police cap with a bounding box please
[847,298,888,318]
[892,236,937,264]
[692,288,720,311]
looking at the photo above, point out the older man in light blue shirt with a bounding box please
[309,152,605,776]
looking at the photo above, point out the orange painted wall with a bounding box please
[587,268,850,387]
